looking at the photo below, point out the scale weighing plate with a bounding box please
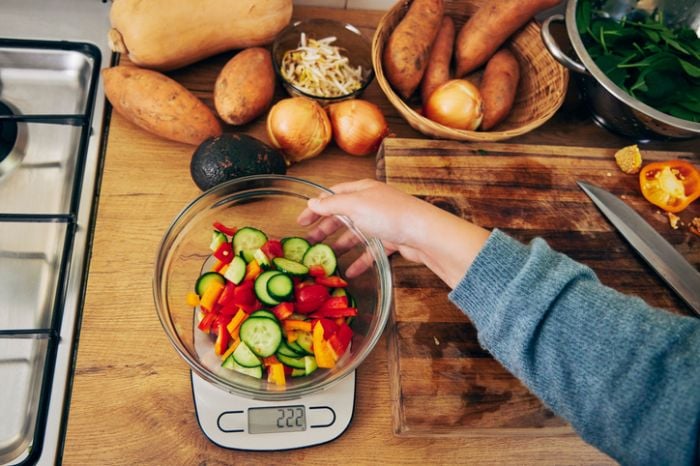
[191,369,356,450]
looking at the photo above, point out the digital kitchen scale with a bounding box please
[191,369,355,450]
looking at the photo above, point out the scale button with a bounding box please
[308,406,336,428]
[217,410,245,433]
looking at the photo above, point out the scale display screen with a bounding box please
[248,405,306,434]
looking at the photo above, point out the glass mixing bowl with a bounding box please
[153,175,392,401]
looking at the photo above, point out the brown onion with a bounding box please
[327,99,389,156]
[424,79,483,131]
[266,97,332,163]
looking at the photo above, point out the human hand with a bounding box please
[298,179,490,288]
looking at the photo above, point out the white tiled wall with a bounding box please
[293,0,396,10]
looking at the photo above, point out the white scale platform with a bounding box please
[191,370,356,450]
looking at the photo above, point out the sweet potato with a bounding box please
[103,65,222,145]
[214,48,275,126]
[455,0,559,77]
[108,0,292,71]
[479,48,520,130]
[383,0,444,99]
[420,16,455,106]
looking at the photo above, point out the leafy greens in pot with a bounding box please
[577,0,700,122]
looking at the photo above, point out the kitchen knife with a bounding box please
[577,181,700,316]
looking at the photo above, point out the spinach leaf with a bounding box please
[578,0,700,122]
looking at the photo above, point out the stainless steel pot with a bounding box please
[542,0,700,141]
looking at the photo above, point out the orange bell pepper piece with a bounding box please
[283,319,313,334]
[267,362,286,386]
[312,321,336,368]
[226,308,248,340]
[200,281,225,312]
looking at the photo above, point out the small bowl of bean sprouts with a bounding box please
[272,18,374,105]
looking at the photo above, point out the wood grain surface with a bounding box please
[61,5,699,465]
[377,138,699,437]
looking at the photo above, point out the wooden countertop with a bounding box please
[62,6,698,465]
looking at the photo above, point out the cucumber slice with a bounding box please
[222,354,263,378]
[272,257,309,276]
[277,352,306,370]
[233,227,267,263]
[290,368,306,377]
[253,248,272,269]
[295,331,314,354]
[250,310,277,320]
[287,340,305,355]
[254,270,281,306]
[210,230,227,251]
[302,243,337,276]
[277,340,304,358]
[281,237,310,262]
[195,271,225,296]
[304,355,318,375]
[239,316,282,357]
[223,255,247,285]
[267,273,293,301]
[232,341,262,368]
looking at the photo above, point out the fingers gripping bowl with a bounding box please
[153,175,392,400]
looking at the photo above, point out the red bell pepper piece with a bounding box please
[217,282,237,307]
[308,265,327,278]
[197,311,218,333]
[315,275,348,288]
[327,322,353,359]
[295,284,330,314]
[314,318,339,338]
[272,302,295,320]
[213,221,237,237]
[318,296,348,312]
[231,280,259,312]
[213,241,234,264]
[261,239,283,259]
[309,307,358,319]
[214,321,230,355]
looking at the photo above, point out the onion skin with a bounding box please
[424,79,483,131]
[266,97,332,163]
[327,100,389,156]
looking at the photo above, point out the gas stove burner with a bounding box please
[0,99,26,181]
[0,101,18,163]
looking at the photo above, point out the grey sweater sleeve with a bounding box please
[448,229,700,465]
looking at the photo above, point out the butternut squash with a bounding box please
[108,0,293,71]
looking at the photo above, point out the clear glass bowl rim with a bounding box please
[152,174,392,401]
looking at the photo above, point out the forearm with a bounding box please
[449,229,700,465]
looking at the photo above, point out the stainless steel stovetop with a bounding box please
[0,2,112,464]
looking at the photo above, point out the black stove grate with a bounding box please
[0,101,18,164]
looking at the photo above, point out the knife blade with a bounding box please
[577,181,700,316]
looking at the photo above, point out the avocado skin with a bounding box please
[190,133,286,191]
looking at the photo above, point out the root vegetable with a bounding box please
[454,0,559,77]
[102,65,222,145]
[424,79,483,130]
[420,16,456,106]
[214,48,276,126]
[382,0,445,99]
[479,48,520,130]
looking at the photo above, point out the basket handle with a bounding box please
[541,14,589,75]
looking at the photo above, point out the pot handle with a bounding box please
[541,14,589,75]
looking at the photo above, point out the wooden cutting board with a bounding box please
[376,138,699,437]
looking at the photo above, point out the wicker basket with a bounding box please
[372,0,569,142]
